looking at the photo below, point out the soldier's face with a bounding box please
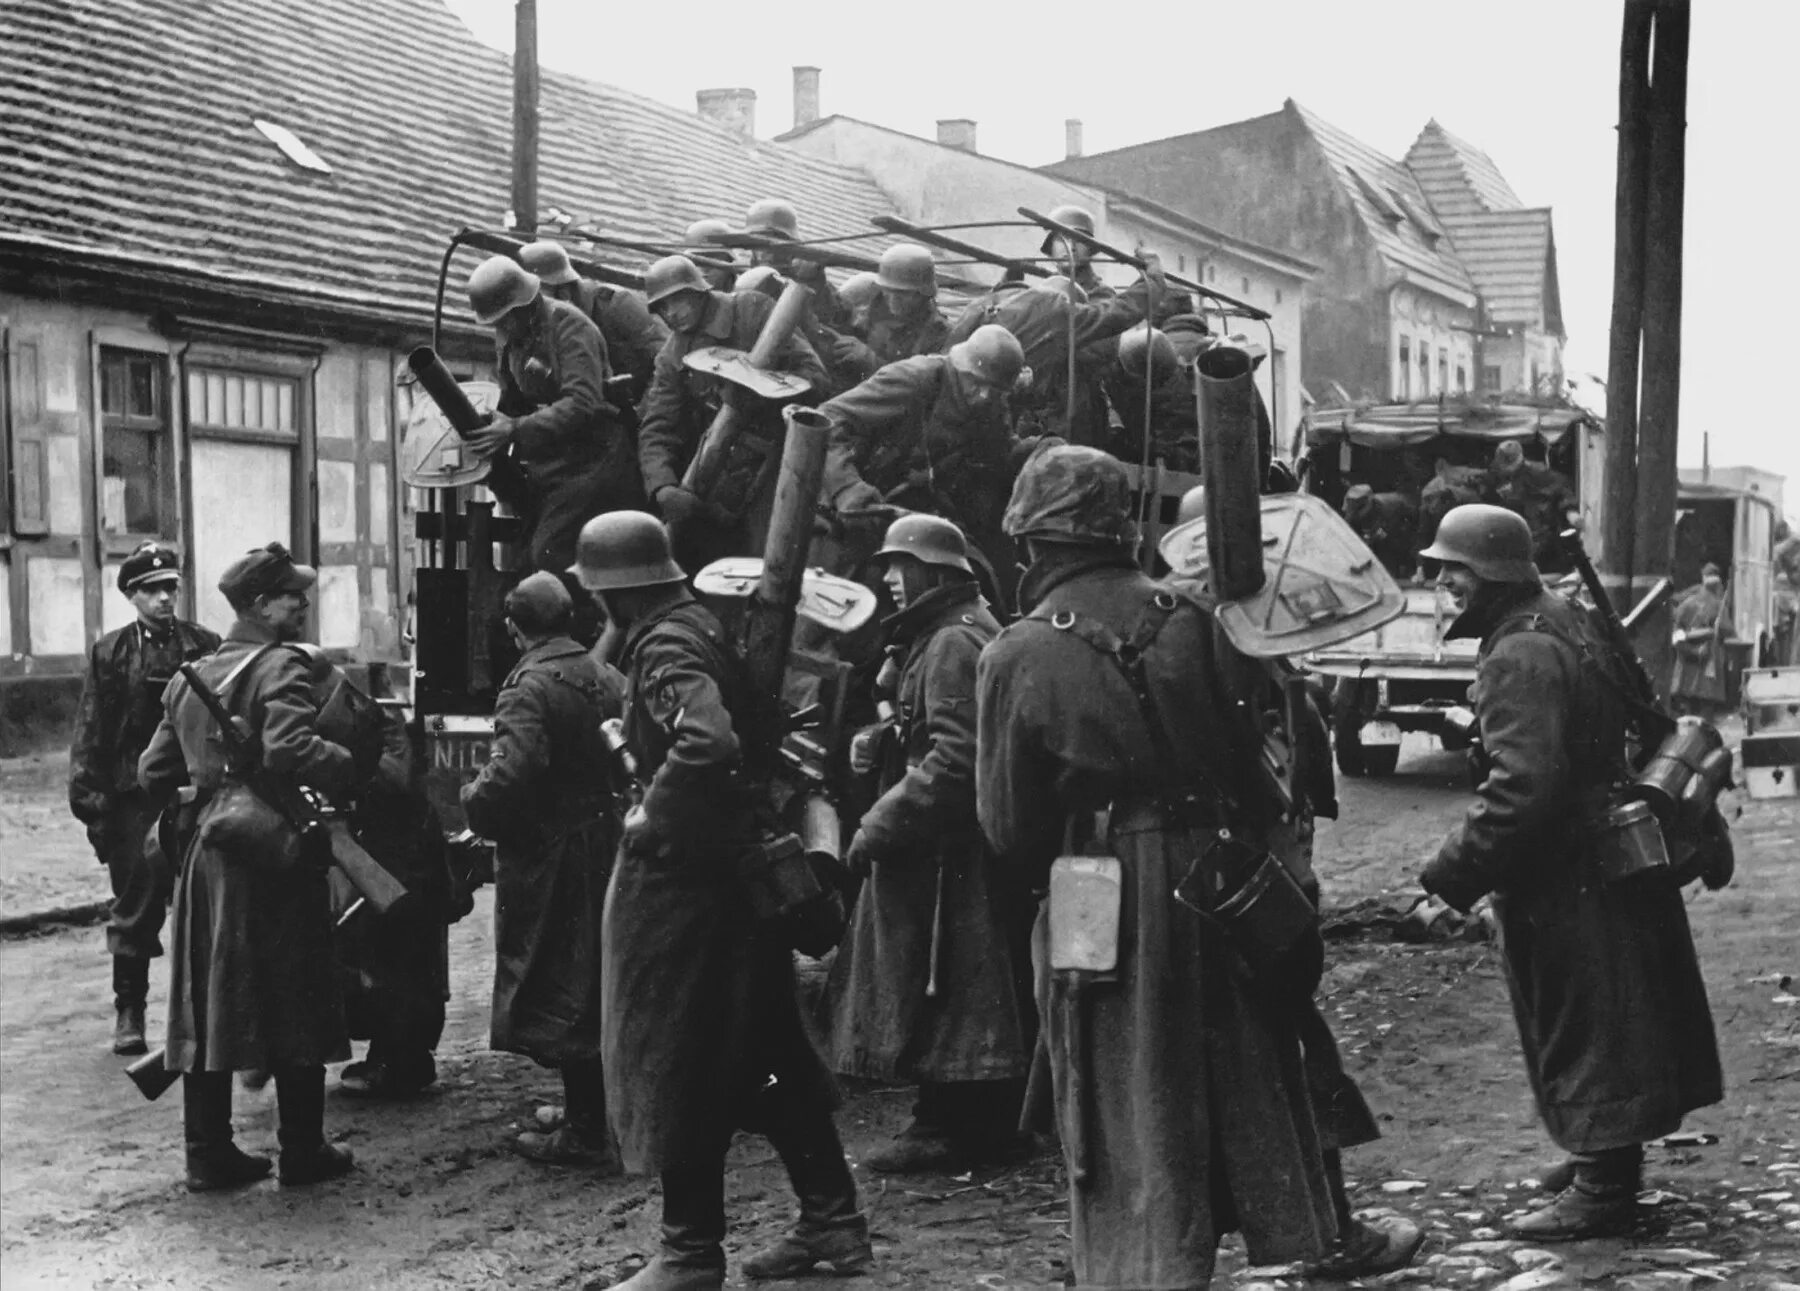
[881,554,931,610]
[953,368,1004,412]
[1436,562,1482,611]
[129,581,178,626]
[653,291,707,334]
[494,300,538,348]
[257,591,310,641]
[882,288,926,320]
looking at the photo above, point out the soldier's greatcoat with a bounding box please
[977,551,1338,1287]
[71,617,220,957]
[601,591,836,1172]
[828,584,1029,1085]
[1423,584,1722,1152]
[495,296,644,571]
[462,638,620,1066]
[138,624,353,1072]
[568,279,669,396]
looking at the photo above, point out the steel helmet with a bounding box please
[518,240,579,287]
[683,218,737,267]
[569,511,686,591]
[1035,275,1088,305]
[876,243,936,295]
[467,256,541,325]
[1419,503,1540,583]
[744,198,799,241]
[735,264,785,298]
[1117,324,1179,383]
[643,255,710,305]
[1040,204,1096,257]
[837,271,881,313]
[947,324,1025,390]
[1175,483,1206,527]
[1003,443,1139,548]
[877,513,973,573]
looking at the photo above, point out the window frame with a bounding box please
[91,335,181,558]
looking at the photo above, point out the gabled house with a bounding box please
[1404,120,1564,396]
[0,0,896,745]
[1044,99,1562,409]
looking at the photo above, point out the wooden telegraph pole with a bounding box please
[1602,0,1689,697]
[511,0,540,237]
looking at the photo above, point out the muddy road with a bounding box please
[3,737,1798,1290]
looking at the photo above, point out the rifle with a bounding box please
[178,659,410,917]
[1558,529,1677,754]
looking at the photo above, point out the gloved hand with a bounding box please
[655,484,724,531]
[848,721,894,777]
[843,829,876,879]
[465,414,516,461]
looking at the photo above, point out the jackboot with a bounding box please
[183,1072,271,1192]
[742,1091,870,1280]
[605,1161,727,1290]
[274,1065,355,1185]
[1507,1146,1642,1241]
[111,957,149,1055]
[515,1058,621,1171]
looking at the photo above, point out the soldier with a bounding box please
[459,573,622,1167]
[1669,562,1734,717]
[684,218,740,292]
[944,255,1163,445]
[1342,483,1422,579]
[69,541,221,1055]
[1099,324,1195,471]
[572,512,870,1289]
[1039,204,1114,302]
[826,515,1031,1174]
[1486,439,1578,573]
[819,324,1027,608]
[137,543,358,1191]
[824,244,949,385]
[742,197,845,328]
[462,255,645,575]
[636,254,828,572]
[1418,505,1723,1240]
[975,445,1341,1287]
[519,240,670,402]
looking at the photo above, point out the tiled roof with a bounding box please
[0,0,903,332]
[1283,101,1475,302]
[1436,209,1560,333]
[1404,120,1524,218]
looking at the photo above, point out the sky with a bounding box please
[448,0,1798,512]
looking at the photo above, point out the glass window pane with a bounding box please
[130,358,157,418]
[102,427,162,534]
[188,369,204,418]
[262,381,280,430]
[277,382,295,431]
[101,358,126,417]
[225,376,245,427]
[205,373,225,425]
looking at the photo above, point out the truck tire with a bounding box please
[1361,742,1401,777]
[1333,713,1368,777]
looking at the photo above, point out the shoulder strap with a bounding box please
[1030,588,1227,820]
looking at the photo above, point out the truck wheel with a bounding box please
[1334,716,1368,777]
[1361,743,1402,777]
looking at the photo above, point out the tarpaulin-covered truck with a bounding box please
[1300,399,1600,776]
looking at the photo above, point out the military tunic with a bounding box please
[1669,585,1732,710]
[462,638,621,1065]
[601,591,836,1172]
[828,585,1029,1085]
[71,617,220,958]
[977,552,1338,1286]
[824,293,951,386]
[495,297,644,572]
[568,279,669,398]
[1422,584,1722,1153]
[138,625,354,1072]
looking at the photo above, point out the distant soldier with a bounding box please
[824,244,949,384]
[1342,483,1421,579]
[519,240,669,402]
[69,542,221,1055]
[827,516,1032,1174]
[1486,439,1578,573]
[1670,563,1734,717]
[138,543,359,1191]
[1099,324,1195,471]
[944,255,1163,445]
[462,573,624,1168]
[684,218,741,292]
[572,512,870,1288]
[742,197,846,329]
[1419,505,1722,1240]
[976,445,1342,1287]
[636,254,828,571]
[819,324,1028,607]
[1039,204,1114,302]
[462,256,645,575]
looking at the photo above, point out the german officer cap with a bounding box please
[218,542,317,608]
[118,541,182,593]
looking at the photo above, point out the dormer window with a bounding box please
[1349,168,1404,224]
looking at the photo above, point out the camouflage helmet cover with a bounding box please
[1003,443,1140,548]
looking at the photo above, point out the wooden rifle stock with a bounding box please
[681,280,814,498]
[1558,529,1676,745]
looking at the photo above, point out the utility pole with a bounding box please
[511,0,540,237]
[1599,0,1654,613]
[1632,0,1690,696]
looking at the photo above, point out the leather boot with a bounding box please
[274,1065,355,1185]
[1507,1146,1641,1241]
[515,1059,621,1171]
[111,957,149,1056]
[604,1161,727,1289]
[183,1072,271,1192]
[742,1091,870,1280]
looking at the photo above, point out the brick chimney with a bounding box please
[1065,118,1084,159]
[696,87,756,140]
[792,66,820,130]
[936,118,977,153]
